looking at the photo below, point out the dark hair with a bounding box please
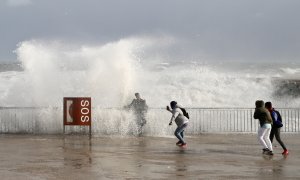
[265,101,272,108]
[255,100,264,108]
[170,101,177,109]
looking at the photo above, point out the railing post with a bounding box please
[298,108,300,133]
[250,109,253,132]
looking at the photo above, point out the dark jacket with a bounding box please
[253,100,272,127]
[128,99,148,113]
[270,108,283,128]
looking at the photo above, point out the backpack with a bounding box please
[180,107,189,119]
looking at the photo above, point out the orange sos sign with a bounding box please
[63,97,91,126]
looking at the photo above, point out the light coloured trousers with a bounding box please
[258,127,273,151]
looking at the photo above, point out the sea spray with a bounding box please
[13,39,142,107]
[0,37,300,135]
[5,38,300,108]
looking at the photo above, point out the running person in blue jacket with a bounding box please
[265,102,289,155]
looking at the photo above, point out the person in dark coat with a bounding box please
[254,100,273,155]
[125,93,148,135]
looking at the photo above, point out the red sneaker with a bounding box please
[282,149,289,155]
[180,143,187,148]
[176,141,182,146]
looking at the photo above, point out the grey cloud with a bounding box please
[0,0,300,62]
[6,0,32,7]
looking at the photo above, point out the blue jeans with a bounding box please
[174,123,188,144]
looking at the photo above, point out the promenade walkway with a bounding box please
[0,134,299,179]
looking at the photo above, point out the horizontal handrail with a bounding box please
[1,106,299,110]
[0,107,299,134]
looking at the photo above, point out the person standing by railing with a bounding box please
[124,93,148,136]
[254,100,273,155]
[265,102,289,155]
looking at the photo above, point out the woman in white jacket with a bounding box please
[166,101,189,148]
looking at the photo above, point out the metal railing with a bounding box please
[0,107,299,134]
[185,108,300,134]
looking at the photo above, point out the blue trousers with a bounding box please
[174,123,188,144]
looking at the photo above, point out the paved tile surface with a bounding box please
[0,134,299,179]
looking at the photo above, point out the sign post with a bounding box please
[63,97,91,137]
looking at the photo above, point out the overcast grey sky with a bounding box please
[1,0,300,62]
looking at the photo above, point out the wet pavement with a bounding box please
[0,134,300,180]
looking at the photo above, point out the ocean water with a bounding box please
[0,38,299,135]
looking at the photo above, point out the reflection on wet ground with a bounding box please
[0,134,300,179]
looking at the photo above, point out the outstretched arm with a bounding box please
[166,106,172,112]
[167,106,178,125]
[169,114,175,125]
[125,99,135,109]
[166,106,173,125]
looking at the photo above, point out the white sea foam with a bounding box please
[1,37,300,107]
[280,67,300,75]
